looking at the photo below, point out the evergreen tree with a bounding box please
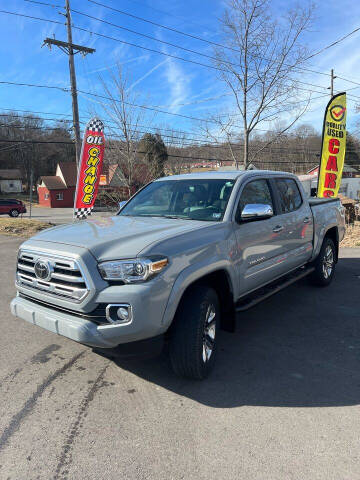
[138,133,167,179]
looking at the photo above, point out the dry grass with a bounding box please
[0,219,53,238]
[341,224,360,248]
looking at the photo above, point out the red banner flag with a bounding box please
[74,118,105,219]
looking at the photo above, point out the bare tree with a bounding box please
[0,113,74,191]
[100,66,149,198]
[211,0,314,168]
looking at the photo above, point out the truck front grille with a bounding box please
[16,250,89,302]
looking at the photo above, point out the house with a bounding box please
[0,169,22,193]
[38,162,77,208]
[99,163,150,197]
[217,162,257,172]
[307,164,359,178]
[298,169,360,201]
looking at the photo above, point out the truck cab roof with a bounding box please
[155,170,295,182]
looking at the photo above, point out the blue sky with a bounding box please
[1,0,360,140]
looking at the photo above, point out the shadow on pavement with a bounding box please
[108,256,360,408]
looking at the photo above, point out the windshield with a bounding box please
[119,178,236,221]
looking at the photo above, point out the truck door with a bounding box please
[271,177,314,270]
[233,178,292,296]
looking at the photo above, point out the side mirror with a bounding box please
[240,203,273,221]
[118,201,127,211]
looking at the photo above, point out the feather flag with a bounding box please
[74,118,105,219]
[317,93,346,198]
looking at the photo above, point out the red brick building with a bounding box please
[38,162,77,208]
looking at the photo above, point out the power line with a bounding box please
[0,7,335,80]
[2,136,360,162]
[0,122,71,132]
[76,2,339,80]
[95,0,217,34]
[8,4,360,107]
[25,0,62,7]
[71,9,235,69]
[8,4,360,93]
[88,0,360,84]
[1,8,223,72]
[86,0,236,52]
[70,7,350,81]
[0,79,221,123]
[306,25,360,60]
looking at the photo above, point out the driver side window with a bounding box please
[237,179,274,218]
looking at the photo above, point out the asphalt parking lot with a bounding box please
[0,235,359,480]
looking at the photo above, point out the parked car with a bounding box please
[0,199,26,217]
[11,171,345,379]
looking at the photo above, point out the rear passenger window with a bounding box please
[276,179,302,213]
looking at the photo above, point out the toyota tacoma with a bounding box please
[11,171,345,379]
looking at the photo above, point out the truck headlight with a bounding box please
[98,257,168,283]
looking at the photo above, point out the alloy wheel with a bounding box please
[202,304,216,363]
[322,245,334,279]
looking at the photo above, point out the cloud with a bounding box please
[163,58,192,113]
[127,59,169,91]
[87,55,150,75]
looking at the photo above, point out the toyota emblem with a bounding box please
[34,259,51,281]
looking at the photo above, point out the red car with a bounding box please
[0,199,27,217]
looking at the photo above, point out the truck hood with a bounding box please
[29,215,212,261]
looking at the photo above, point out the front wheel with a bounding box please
[169,285,220,380]
[310,237,336,286]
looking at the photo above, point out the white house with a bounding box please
[0,169,22,193]
[298,172,360,200]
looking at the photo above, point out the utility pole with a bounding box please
[29,146,34,218]
[65,0,81,165]
[43,0,95,165]
[328,69,337,97]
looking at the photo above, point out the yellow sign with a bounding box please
[317,92,347,198]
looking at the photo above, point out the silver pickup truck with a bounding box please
[11,171,345,379]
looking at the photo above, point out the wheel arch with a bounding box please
[163,266,236,333]
[324,226,339,262]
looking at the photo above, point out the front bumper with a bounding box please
[10,295,164,348]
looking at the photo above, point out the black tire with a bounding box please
[9,209,19,218]
[310,237,336,286]
[169,285,220,380]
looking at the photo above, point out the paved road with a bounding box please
[22,207,113,224]
[1,236,359,480]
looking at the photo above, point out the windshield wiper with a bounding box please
[120,214,193,220]
[162,215,193,220]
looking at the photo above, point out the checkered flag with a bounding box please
[87,118,104,133]
[74,207,93,219]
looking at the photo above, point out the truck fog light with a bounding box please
[105,304,133,324]
[117,306,129,320]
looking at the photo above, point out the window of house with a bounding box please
[275,178,302,214]
[56,192,63,201]
[44,193,49,200]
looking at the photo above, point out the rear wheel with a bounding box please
[169,285,220,380]
[310,237,336,286]
[9,209,19,218]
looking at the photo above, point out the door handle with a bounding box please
[273,225,284,233]
[303,217,311,224]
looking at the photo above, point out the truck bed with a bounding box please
[308,197,340,206]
